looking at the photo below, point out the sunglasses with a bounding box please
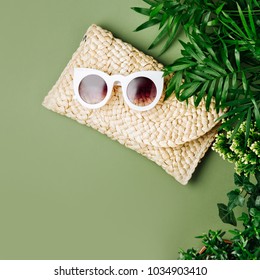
[73,68,164,111]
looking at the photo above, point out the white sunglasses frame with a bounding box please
[73,68,164,111]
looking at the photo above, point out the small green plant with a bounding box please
[179,122,260,259]
[179,230,234,260]
[213,121,260,175]
[179,172,260,259]
[179,208,260,259]
[213,121,260,226]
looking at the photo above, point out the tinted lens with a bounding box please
[78,75,108,104]
[126,77,157,107]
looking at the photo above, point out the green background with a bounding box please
[0,0,237,259]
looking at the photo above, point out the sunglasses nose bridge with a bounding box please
[110,74,124,86]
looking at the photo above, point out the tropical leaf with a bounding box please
[164,70,183,100]
[247,4,257,38]
[148,22,169,49]
[132,0,260,140]
[150,3,164,18]
[221,75,230,105]
[234,45,241,71]
[206,79,216,111]
[194,80,210,107]
[131,7,151,16]
[134,19,161,32]
[159,14,182,55]
[179,81,201,100]
[252,98,260,129]
[245,107,252,145]
[237,3,253,39]
[220,11,248,40]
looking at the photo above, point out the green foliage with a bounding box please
[213,121,260,175]
[213,121,260,226]
[132,0,260,261]
[179,121,260,259]
[217,172,259,226]
[179,210,260,259]
[132,0,260,139]
[217,203,237,226]
[179,230,234,260]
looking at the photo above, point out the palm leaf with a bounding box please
[203,58,227,75]
[219,12,248,40]
[192,69,215,80]
[159,14,182,55]
[252,98,260,129]
[245,107,252,146]
[131,7,151,16]
[228,113,247,142]
[203,42,218,62]
[148,22,169,49]
[234,45,241,71]
[194,80,210,107]
[247,4,257,38]
[206,79,216,110]
[134,18,161,32]
[150,3,164,17]
[252,0,260,8]
[219,38,234,72]
[231,72,238,89]
[164,70,183,100]
[237,3,253,39]
[218,106,249,120]
[159,12,169,28]
[200,11,212,32]
[241,71,249,96]
[186,72,207,82]
[221,75,230,106]
[223,97,251,107]
[179,82,201,100]
[165,60,197,72]
[179,41,204,63]
[216,2,226,15]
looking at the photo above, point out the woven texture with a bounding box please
[42,24,222,185]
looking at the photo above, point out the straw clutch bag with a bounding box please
[42,24,221,185]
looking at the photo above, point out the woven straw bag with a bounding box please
[42,24,221,185]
